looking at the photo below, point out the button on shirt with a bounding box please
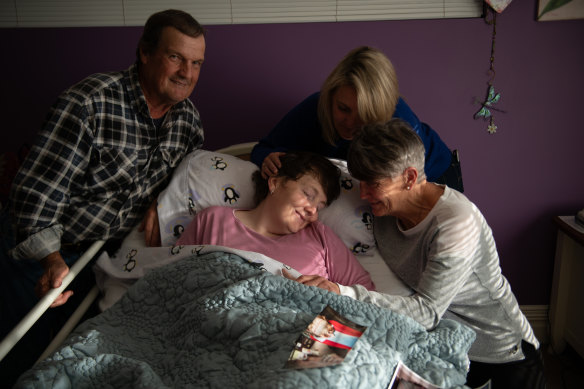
[9,63,204,261]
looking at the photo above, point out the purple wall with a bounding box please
[1,1,583,304]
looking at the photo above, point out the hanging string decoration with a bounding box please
[474,7,506,134]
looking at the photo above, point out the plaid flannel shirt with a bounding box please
[9,63,203,260]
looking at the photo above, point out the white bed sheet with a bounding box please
[357,249,413,297]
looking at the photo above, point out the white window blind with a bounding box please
[1,0,483,28]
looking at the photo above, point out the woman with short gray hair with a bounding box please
[345,119,426,184]
[289,119,545,388]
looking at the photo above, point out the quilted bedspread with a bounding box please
[15,251,475,389]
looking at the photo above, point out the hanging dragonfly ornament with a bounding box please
[474,83,503,134]
[474,7,506,134]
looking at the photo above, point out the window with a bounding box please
[0,0,483,28]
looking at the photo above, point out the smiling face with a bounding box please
[268,174,328,235]
[332,85,364,140]
[359,176,406,217]
[139,26,205,116]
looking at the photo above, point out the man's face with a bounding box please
[140,26,206,111]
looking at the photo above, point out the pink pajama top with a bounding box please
[176,206,375,290]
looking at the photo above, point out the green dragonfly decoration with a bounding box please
[474,84,504,134]
[474,85,500,120]
[474,7,508,134]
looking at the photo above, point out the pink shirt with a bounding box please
[176,206,374,290]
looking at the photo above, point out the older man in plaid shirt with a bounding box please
[0,9,205,384]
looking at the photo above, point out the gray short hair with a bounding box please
[347,119,426,183]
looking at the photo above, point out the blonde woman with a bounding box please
[251,46,463,192]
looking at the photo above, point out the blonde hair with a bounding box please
[318,46,400,145]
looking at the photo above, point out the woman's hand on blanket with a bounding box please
[139,200,161,247]
[37,252,74,307]
[282,269,340,294]
[261,152,285,179]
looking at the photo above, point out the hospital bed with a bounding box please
[2,143,475,388]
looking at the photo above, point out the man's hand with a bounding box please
[139,200,161,247]
[282,269,340,294]
[36,252,73,308]
[261,152,285,179]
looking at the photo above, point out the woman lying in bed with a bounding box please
[175,151,375,290]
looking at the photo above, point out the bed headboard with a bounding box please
[215,142,257,160]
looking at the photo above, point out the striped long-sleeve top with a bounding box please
[339,186,538,363]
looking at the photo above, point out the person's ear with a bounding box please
[403,167,418,189]
[139,46,149,65]
[268,176,278,194]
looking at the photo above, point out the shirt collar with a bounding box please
[127,62,152,119]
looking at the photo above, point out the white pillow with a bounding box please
[157,150,376,254]
[157,149,258,246]
[358,247,413,296]
[319,159,376,255]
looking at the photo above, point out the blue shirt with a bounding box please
[251,92,451,181]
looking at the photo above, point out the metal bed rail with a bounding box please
[0,143,259,364]
[0,240,105,362]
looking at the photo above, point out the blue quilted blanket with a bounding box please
[15,252,475,388]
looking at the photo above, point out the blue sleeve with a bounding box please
[250,92,321,167]
[393,98,452,181]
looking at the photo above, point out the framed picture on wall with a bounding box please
[538,0,584,21]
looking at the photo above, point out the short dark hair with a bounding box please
[252,152,341,207]
[136,9,205,61]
